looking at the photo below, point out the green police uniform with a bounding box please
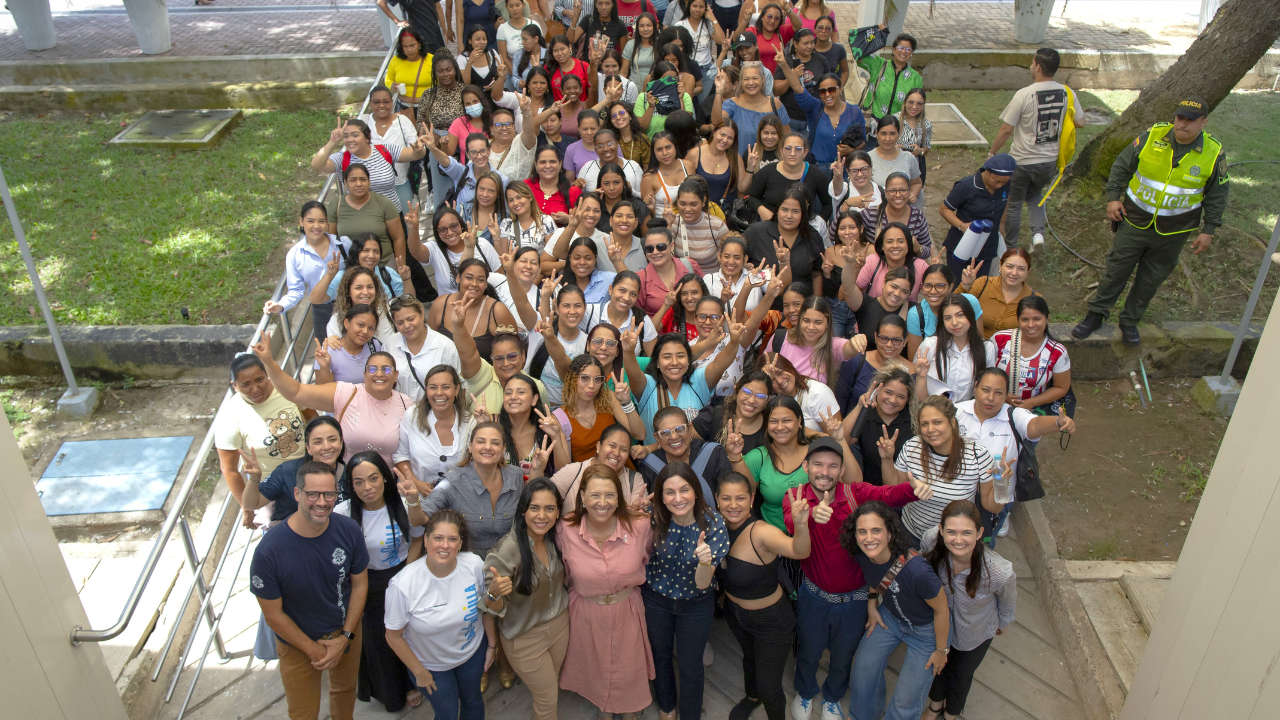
[1087,122,1229,326]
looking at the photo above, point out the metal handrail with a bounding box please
[69,28,405,648]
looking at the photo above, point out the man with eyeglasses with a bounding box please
[636,405,735,500]
[250,462,370,720]
[573,127,644,193]
[847,23,922,124]
[427,130,510,216]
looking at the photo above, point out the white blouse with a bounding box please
[392,407,476,488]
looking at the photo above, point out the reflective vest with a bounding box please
[1123,123,1222,235]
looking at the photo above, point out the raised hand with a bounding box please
[328,116,344,145]
[620,327,639,355]
[462,221,479,250]
[819,408,842,440]
[540,271,562,299]
[662,287,679,309]
[313,338,332,370]
[821,246,835,277]
[849,333,868,353]
[747,143,761,172]
[913,349,930,378]
[607,237,627,265]
[714,72,729,96]
[790,491,811,524]
[811,490,834,525]
[490,573,514,598]
[530,435,555,474]
[839,240,857,263]
[772,237,791,266]
[533,407,563,437]
[830,153,846,178]
[764,272,785,297]
[628,491,655,513]
[693,531,713,564]
[907,471,934,501]
[450,294,474,329]
[718,280,734,306]
[393,467,422,504]
[962,257,979,287]
[518,92,533,118]
[238,447,262,479]
[724,419,745,457]
[251,330,273,363]
[534,316,555,338]
[1055,405,1077,434]
[726,321,746,344]
[396,256,412,281]
[612,370,631,404]
[876,426,899,462]
[859,380,882,409]
[470,392,492,423]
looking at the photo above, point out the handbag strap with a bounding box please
[410,56,427,97]
[1007,327,1023,397]
[336,386,358,423]
[875,549,919,595]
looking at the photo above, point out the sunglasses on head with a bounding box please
[645,243,669,254]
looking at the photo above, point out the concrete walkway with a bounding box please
[151,520,1084,720]
[1,0,1253,62]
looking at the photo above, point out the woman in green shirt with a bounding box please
[326,163,405,264]
[735,395,810,531]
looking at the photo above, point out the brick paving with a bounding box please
[1,0,1242,64]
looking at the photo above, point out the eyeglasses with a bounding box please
[696,313,723,322]
[817,87,840,95]
[467,147,490,157]
[885,188,910,196]
[365,365,396,375]
[894,45,914,53]
[782,145,806,154]
[850,166,872,175]
[644,243,669,254]
[303,491,338,502]
[876,335,905,347]
[493,121,514,129]
[492,350,522,365]
[370,98,393,105]
[656,424,688,439]
[580,375,607,386]
[611,111,629,119]
[740,388,769,401]
[590,337,619,349]
[438,222,462,237]
[922,283,949,292]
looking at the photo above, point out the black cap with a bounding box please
[805,436,844,461]
[1174,96,1208,120]
[733,32,757,50]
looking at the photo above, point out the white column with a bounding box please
[7,0,56,51]
[121,0,171,55]
[857,0,885,29]
[1013,0,1055,44]
[859,0,908,38]
[1199,0,1229,31]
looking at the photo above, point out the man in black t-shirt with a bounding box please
[379,0,449,55]
[250,463,370,720]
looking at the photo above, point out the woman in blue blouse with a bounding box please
[805,73,866,166]
[644,461,730,720]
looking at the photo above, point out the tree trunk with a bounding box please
[1070,0,1280,184]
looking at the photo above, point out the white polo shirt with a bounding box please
[954,399,1037,478]
[917,336,998,403]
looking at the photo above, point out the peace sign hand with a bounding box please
[877,426,899,462]
[913,349,930,378]
[790,492,811,524]
[819,408,842,441]
[470,392,492,424]
[238,447,262,480]
[620,327,639,354]
[325,249,341,275]
[328,116,344,145]
[534,317,555,338]
[962,257,979,286]
[308,338,331,370]
[747,143,761,172]
[393,467,421,504]
[612,370,631,404]
[449,294,474,329]
[533,407,564,437]
[724,419,745,456]
[530,435,555,475]
[718,280,734,306]
[830,153,846,178]
[607,237,627,265]
[772,238,791,266]
[628,491,655,513]
[662,287,679,309]
[462,221,479,250]
[821,246,835,277]
[396,256,412,281]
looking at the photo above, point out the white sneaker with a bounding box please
[703,643,714,666]
[821,700,844,720]
[998,520,1011,537]
[790,694,814,720]
[1031,232,1045,252]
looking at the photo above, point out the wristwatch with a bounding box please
[341,630,355,641]
[936,646,949,654]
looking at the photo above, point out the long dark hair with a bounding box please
[459,84,494,136]
[934,294,986,384]
[422,54,461,121]
[925,499,988,599]
[646,332,697,408]
[754,3,786,36]
[524,66,554,114]
[517,24,547,78]
[916,395,966,483]
[597,162,635,201]
[498,373,552,467]
[455,257,502,303]
[670,273,708,339]
[1016,295,1054,339]
[650,460,711,551]
[533,143,574,213]
[762,395,810,472]
[343,451,413,553]
[433,206,469,283]
[840,499,912,559]
[785,295,836,383]
[717,370,774,446]
[561,236,601,289]
[871,220,920,293]
[777,183,824,263]
[510,477,564,595]
[302,415,345,465]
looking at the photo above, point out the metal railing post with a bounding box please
[1220,213,1280,383]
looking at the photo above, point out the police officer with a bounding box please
[1072,96,1229,346]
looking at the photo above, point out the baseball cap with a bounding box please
[733,32,757,50]
[1174,96,1208,120]
[805,436,844,461]
[982,152,1017,176]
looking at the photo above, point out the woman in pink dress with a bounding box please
[557,464,655,718]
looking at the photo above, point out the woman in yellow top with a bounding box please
[959,246,1038,339]
[385,29,434,115]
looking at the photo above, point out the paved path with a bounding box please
[151,519,1084,720]
[0,0,1244,63]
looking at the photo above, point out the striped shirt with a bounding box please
[330,143,405,212]
[860,204,934,259]
[990,331,1071,401]
[894,436,994,539]
[920,526,1017,650]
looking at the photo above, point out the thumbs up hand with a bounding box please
[490,573,513,598]
[1054,404,1077,435]
[693,531,713,565]
[812,490,835,524]
[907,471,934,501]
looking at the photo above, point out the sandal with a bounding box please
[922,700,945,720]
[406,690,423,708]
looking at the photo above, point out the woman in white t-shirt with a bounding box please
[675,0,727,100]
[761,350,841,434]
[496,0,545,70]
[335,451,425,712]
[385,509,497,720]
[913,294,995,404]
[394,365,478,495]
[883,396,1005,546]
[702,238,763,322]
[407,205,504,296]
[214,354,311,527]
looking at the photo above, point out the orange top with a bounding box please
[567,411,611,463]
[971,276,1038,339]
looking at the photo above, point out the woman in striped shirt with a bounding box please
[881,395,1005,546]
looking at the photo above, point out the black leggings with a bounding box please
[928,637,993,716]
[725,596,795,720]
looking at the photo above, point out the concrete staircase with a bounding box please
[0,53,382,111]
[1069,562,1174,696]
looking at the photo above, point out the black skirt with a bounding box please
[357,562,414,711]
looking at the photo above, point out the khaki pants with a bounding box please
[501,612,570,720]
[276,625,363,720]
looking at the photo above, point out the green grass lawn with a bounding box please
[927,89,1280,324]
[0,109,339,326]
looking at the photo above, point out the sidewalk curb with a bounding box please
[1013,500,1127,720]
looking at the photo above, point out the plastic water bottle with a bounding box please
[952,219,993,262]
[992,452,1013,504]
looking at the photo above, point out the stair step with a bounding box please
[1120,574,1169,635]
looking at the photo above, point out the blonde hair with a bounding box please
[739,61,767,87]
[504,181,547,246]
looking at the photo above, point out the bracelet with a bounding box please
[727,454,743,463]
[620,402,636,414]
[406,497,421,508]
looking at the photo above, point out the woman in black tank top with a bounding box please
[713,473,814,720]
[425,257,515,361]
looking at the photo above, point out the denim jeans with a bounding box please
[788,116,808,137]
[420,638,488,720]
[428,153,452,208]
[829,298,856,339]
[643,585,715,720]
[849,611,937,720]
[989,500,1015,548]
[793,579,867,704]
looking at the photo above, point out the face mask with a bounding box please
[465,103,483,118]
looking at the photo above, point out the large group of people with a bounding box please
[225,2,1234,718]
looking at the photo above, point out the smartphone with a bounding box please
[750,266,773,284]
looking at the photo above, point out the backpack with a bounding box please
[1037,85,1078,207]
[341,145,397,178]
[648,75,681,115]
[640,441,718,501]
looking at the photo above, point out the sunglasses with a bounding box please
[645,243,669,254]
[656,424,688,439]
[817,87,840,95]
[590,337,619,349]
[365,365,396,375]
[580,375,607,386]
[492,350,522,365]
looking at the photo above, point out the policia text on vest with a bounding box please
[1083,98,1229,334]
